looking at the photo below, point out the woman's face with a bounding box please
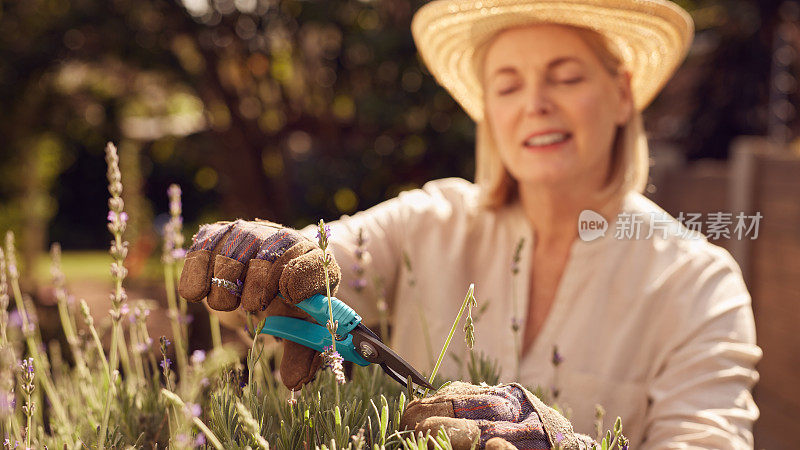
[483,25,633,191]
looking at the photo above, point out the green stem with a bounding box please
[56,299,81,364]
[164,263,188,378]
[7,414,20,445]
[192,417,224,450]
[323,261,339,405]
[417,305,435,372]
[25,403,31,449]
[179,297,188,345]
[10,278,71,430]
[425,284,474,397]
[511,274,521,381]
[98,323,119,448]
[209,314,222,350]
[116,327,131,383]
[129,323,145,384]
[86,316,111,381]
[162,388,224,449]
[246,314,264,390]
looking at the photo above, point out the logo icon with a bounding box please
[578,210,608,242]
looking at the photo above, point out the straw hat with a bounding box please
[411,0,694,122]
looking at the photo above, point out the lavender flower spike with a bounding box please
[322,345,346,384]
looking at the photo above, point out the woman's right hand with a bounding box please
[178,219,341,390]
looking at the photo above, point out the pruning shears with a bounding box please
[259,293,433,391]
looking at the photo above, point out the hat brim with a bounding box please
[411,0,694,122]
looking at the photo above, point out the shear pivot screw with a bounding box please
[359,342,377,359]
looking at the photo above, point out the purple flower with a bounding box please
[350,278,367,291]
[120,304,129,316]
[160,358,171,370]
[316,225,332,241]
[168,184,182,217]
[171,248,187,259]
[19,358,34,373]
[322,345,345,384]
[176,433,189,446]
[0,392,14,415]
[8,310,21,328]
[550,385,560,399]
[551,346,563,366]
[194,434,206,447]
[107,211,128,224]
[185,403,201,418]
[190,350,206,365]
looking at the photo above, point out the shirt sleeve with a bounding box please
[300,192,409,327]
[640,247,762,449]
[299,177,479,327]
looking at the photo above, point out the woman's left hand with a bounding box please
[400,381,595,449]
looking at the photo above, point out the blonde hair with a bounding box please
[474,25,649,209]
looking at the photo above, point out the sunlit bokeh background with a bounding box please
[0,0,798,447]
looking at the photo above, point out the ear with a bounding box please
[614,70,634,125]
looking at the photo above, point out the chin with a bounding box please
[510,169,574,189]
[507,157,575,185]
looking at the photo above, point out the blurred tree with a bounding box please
[646,1,790,159]
[0,0,789,268]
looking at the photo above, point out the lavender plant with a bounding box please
[0,141,626,449]
[0,249,9,347]
[99,142,131,448]
[425,284,477,397]
[510,236,525,379]
[17,358,34,448]
[163,183,189,378]
[317,219,345,406]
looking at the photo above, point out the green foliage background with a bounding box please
[0,0,788,272]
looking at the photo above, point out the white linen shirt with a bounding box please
[302,177,761,449]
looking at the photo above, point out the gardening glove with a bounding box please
[178,219,341,390]
[400,382,595,450]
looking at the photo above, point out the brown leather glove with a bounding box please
[178,219,341,390]
[400,382,595,449]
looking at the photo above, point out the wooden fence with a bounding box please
[652,136,800,450]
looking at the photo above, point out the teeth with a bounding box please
[524,133,569,147]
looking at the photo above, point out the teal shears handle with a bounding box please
[259,294,370,366]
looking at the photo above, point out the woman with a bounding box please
[179,0,761,447]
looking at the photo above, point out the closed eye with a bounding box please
[498,86,519,95]
[560,77,584,84]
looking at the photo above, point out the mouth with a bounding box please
[522,131,572,150]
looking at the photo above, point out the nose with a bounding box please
[524,82,553,116]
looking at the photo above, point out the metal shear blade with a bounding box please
[350,324,434,390]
